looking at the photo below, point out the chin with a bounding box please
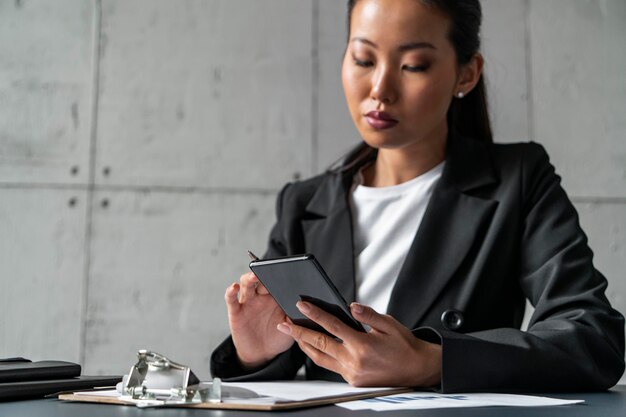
[360,131,409,150]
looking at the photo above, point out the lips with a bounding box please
[365,111,398,130]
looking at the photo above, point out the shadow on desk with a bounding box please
[0,386,625,417]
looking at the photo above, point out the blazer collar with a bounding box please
[305,131,498,217]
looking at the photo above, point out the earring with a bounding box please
[456,91,465,99]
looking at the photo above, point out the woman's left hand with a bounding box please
[276,301,442,387]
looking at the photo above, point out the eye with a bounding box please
[403,64,429,73]
[352,56,373,68]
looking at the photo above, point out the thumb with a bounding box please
[350,302,396,333]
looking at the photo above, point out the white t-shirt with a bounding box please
[349,162,445,314]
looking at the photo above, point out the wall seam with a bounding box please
[570,197,626,205]
[1,181,625,204]
[0,182,279,195]
[311,0,320,174]
[523,0,535,141]
[78,0,102,368]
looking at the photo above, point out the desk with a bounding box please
[1,386,625,416]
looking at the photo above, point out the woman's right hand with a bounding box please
[225,272,295,369]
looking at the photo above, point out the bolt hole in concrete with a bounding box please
[101,199,110,208]
[68,197,78,208]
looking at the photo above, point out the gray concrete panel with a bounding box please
[84,190,276,378]
[481,0,530,143]
[316,0,361,173]
[95,0,312,189]
[0,0,95,185]
[530,0,626,197]
[0,188,86,361]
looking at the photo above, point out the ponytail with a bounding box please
[448,73,492,143]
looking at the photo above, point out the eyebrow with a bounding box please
[351,37,436,51]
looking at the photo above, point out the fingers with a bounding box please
[350,303,396,334]
[295,301,359,343]
[296,339,344,376]
[238,272,259,302]
[225,282,241,314]
[277,321,344,361]
[255,281,269,295]
[225,272,270,311]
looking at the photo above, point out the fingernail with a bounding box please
[296,301,310,313]
[351,303,364,314]
[277,323,291,334]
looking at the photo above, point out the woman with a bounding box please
[211,0,625,392]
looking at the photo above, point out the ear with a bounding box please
[454,53,484,97]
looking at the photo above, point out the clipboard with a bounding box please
[58,385,413,410]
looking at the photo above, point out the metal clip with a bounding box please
[121,349,220,404]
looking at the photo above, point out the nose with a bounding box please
[371,65,397,105]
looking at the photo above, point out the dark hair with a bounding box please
[335,0,492,172]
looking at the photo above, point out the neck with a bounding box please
[363,128,448,188]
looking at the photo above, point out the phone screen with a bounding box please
[249,254,365,335]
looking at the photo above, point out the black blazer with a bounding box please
[211,133,625,392]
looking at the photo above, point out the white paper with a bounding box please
[221,380,400,401]
[337,392,584,411]
[74,389,120,397]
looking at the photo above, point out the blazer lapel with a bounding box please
[386,134,499,328]
[301,173,357,303]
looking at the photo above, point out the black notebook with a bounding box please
[0,358,121,401]
[0,359,81,383]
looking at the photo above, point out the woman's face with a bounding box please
[342,0,462,151]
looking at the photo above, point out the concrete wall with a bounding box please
[1,0,624,383]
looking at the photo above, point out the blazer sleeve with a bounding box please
[210,183,306,381]
[415,143,625,393]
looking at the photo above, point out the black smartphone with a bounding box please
[248,254,366,336]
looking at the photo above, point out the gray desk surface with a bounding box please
[1,386,625,417]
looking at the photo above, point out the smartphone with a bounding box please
[248,254,366,336]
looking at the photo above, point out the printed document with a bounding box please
[338,392,584,411]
